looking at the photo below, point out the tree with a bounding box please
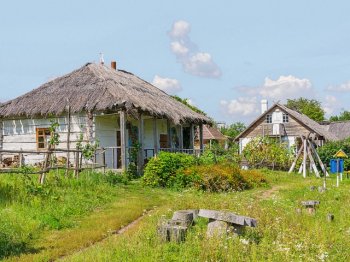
[171,95,206,115]
[220,122,246,138]
[286,98,325,122]
[329,110,350,122]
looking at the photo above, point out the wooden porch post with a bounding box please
[199,123,204,153]
[120,111,127,171]
[65,104,71,176]
[167,120,172,149]
[179,125,184,151]
[0,118,3,165]
[153,117,158,156]
[87,111,94,143]
[138,113,144,175]
[189,124,194,151]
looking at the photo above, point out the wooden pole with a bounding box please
[179,125,183,151]
[306,147,320,177]
[138,113,144,175]
[303,137,307,178]
[288,146,303,173]
[189,124,194,153]
[153,117,158,156]
[0,118,3,166]
[120,111,127,171]
[65,104,71,177]
[167,120,171,148]
[74,148,80,178]
[199,124,204,154]
[40,144,52,184]
[308,140,329,177]
[102,147,106,174]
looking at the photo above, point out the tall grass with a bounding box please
[0,171,125,259]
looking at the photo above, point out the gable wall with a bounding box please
[242,108,313,138]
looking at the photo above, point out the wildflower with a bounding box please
[240,238,249,245]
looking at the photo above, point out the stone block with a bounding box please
[198,209,257,227]
[172,210,194,226]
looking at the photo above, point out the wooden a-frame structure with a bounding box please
[288,133,329,178]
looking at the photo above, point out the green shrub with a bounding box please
[317,138,350,170]
[104,170,130,185]
[142,152,196,187]
[182,164,250,192]
[243,137,293,170]
[240,169,268,187]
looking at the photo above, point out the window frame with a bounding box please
[283,113,289,123]
[266,114,272,124]
[36,128,51,150]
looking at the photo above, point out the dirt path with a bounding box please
[57,209,153,261]
[258,185,284,200]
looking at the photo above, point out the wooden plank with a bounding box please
[199,124,204,152]
[307,146,320,177]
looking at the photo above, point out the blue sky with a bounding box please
[1,1,350,124]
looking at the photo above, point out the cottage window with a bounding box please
[283,113,289,123]
[36,128,51,150]
[266,114,272,123]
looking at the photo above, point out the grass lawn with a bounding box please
[1,170,350,261]
[63,171,350,262]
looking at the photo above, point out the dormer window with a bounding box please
[283,113,289,123]
[266,114,272,123]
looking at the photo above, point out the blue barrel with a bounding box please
[330,159,337,173]
[330,159,344,173]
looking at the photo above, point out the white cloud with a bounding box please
[326,81,350,92]
[323,95,338,116]
[170,41,189,56]
[168,20,221,78]
[152,75,182,95]
[260,75,313,101]
[220,97,259,117]
[183,52,221,78]
[168,20,191,38]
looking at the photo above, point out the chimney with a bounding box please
[261,99,268,114]
[111,61,117,70]
[99,52,105,65]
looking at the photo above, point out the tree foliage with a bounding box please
[317,138,350,170]
[286,98,325,122]
[329,110,350,122]
[220,122,246,138]
[171,95,206,115]
[242,137,293,170]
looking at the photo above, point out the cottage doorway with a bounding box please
[116,130,122,169]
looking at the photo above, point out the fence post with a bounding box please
[102,147,106,174]
[74,149,80,178]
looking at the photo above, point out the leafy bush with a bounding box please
[182,164,249,192]
[243,137,293,170]
[142,152,196,187]
[104,170,130,185]
[317,138,350,170]
[240,169,268,187]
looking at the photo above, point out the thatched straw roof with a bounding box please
[322,120,350,140]
[235,103,339,141]
[0,63,210,124]
[203,125,227,141]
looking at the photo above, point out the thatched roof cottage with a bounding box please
[0,62,210,170]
